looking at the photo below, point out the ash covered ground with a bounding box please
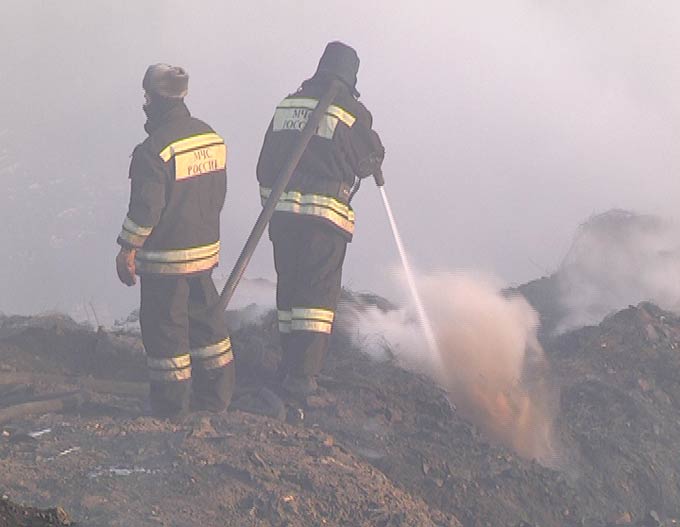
[1,284,680,526]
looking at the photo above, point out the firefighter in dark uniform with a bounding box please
[116,64,234,418]
[256,42,385,396]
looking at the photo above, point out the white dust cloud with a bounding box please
[556,210,680,332]
[339,271,560,465]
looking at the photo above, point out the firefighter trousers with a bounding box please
[271,217,347,379]
[139,271,235,418]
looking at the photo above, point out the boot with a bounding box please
[281,374,318,396]
[231,387,286,421]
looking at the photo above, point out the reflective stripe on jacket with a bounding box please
[259,186,355,236]
[135,241,221,275]
[117,103,227,275]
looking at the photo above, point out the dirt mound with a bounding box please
[1,302,680,526]
[546,302,680,524]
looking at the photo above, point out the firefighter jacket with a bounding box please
[256,76,384,241]
[117,103,227,275]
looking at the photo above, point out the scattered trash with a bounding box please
[87,466,156,479]
[58,447,80,457]
[43,446,81,461]
[286,407,304,425]
[28,428,52,438]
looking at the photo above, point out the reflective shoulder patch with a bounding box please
[158,132,225,162]
[175,143,227,181]
[277,97,318,110]
[156,132,227,181]
[272,97,356,139]
[277,98,356,126]
[327,105,356,127]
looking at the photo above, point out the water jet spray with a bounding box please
[373,169,440,360]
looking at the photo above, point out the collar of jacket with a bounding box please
[144,101,191,134]
[301,72,359,99]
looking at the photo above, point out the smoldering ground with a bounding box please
[338,271,562,466]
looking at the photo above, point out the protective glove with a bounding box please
[356,130,385,181]
[116,247,137,286]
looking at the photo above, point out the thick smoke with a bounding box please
[3,3,680,321]
[556,210,680,332]
[339,271,560,465]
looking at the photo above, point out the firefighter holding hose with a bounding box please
[115,64,234,419]
[256,42,385,397]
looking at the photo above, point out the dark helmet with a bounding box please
[315,41,360,97]
[142,63,189,99]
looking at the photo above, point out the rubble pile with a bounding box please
[1,296,680,526]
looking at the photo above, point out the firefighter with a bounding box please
[256,42,385,396]
[115,64,234,419]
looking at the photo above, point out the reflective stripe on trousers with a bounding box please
[278,310,292,334]
[147,354,191,382]
[278,307,335,335]
[147,337,233,383]
[190,337,233,370]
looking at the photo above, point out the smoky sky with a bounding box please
[1,1,679,322]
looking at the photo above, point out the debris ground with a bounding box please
[1,297,680,526]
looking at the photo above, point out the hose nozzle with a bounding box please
[373,168,385,187]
